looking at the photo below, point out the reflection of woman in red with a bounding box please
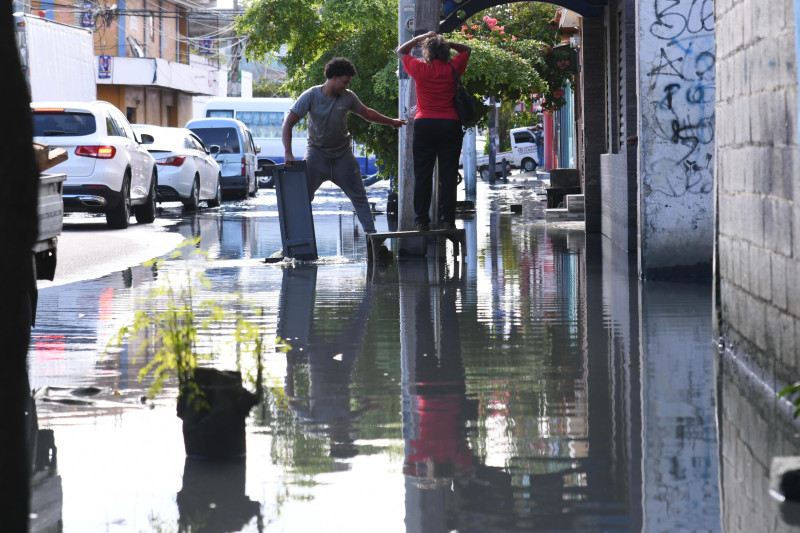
[403,283,473,482]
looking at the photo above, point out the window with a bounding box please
[111,109,134,139]
[514,131,535,144]
[107,112,127,138]
[189,134,206,152]
[207,110,234,119]
[246,131,256,154]
[32,112,96,136]
[189,127,240,154]
[235,111,284,138]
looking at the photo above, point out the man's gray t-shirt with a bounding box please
[291,86,364,158]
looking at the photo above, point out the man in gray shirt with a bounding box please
[281,57,406,235]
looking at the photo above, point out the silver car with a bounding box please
[133,125,222,210]
[31,100,158,229]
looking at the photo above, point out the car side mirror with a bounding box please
[139,133,154,144]
[208,145,220,155]
[255,145,261,154]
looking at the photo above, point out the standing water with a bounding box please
[25,177,794,532]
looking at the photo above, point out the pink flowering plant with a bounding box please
[452,4,574,115]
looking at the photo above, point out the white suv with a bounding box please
[31,101,158,229]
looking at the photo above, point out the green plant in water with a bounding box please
[111,237,284,409]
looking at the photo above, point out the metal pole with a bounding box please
[462,127,476,199]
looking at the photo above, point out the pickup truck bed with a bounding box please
[34,173,66,280]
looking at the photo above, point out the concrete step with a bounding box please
[566,194,584,213]
[545,208,585,222]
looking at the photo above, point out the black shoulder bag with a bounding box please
[450,64,477,123]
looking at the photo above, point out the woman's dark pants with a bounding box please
[412,118,464,226]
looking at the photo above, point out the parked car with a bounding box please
[30,100,158,229]
[185,117,258,199]
[132,125,222,210]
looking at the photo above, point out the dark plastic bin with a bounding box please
[274,161,318,260]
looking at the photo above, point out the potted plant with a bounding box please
[112,238,282,460]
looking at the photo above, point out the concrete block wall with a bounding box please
[718,353,800,533]
[637,1,715,277]
[715,0,800,382]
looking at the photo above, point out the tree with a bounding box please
[237,0,401,177]
[236,0,564,178]
[253,77,291,98]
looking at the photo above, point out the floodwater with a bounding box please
[25,176,800,532]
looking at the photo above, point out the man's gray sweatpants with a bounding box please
[305,148,375,234]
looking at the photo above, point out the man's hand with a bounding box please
[284,151,295,167]
[358,106,407,129]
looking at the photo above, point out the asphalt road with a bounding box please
[37,214,185,289]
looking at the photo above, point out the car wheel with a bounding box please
[207,175,222,208]
[522,158,536,172]
[106,174,131,229]
[183,177,200,211]
[134,171,157,224]
[480,167,491,181]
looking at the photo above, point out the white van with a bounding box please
[202,97,377,187]
[203,97,304,165]
[185,117,258,199]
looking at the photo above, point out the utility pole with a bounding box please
[487,96,497,184]
[397,0,437,254]
[228,0,241,97]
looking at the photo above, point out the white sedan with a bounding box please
[133,125,222,210]
[31,101,158,229]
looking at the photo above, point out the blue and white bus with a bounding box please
[202,97,377,184]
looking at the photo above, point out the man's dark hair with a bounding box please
[324,57,357,79]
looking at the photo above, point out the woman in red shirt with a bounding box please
[397,31,471,231]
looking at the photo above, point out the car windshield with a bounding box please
[189,127,239,154]
[32,112,96,137]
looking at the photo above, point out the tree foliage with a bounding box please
[237,0,401,176]
[236,0,571,178]
[253,77,291,98]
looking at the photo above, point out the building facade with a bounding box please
[21,0,226,126]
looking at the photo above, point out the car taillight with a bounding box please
[156,156,186,167]
[241,157,246,176]
[75,146,116,159]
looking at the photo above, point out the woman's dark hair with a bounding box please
[422,34,451,63]
[324,57,357,78]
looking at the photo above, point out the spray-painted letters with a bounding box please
[644,0,715,197]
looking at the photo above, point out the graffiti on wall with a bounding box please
[644,0,715,198]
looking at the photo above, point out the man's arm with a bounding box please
[282,110,301,164]
[357,106,407,129]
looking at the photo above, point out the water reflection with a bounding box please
[177,458,261,532]
[279,264,377,459]
[399,262,473,532]
[23,180,763,532]
[27,391,63,533]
